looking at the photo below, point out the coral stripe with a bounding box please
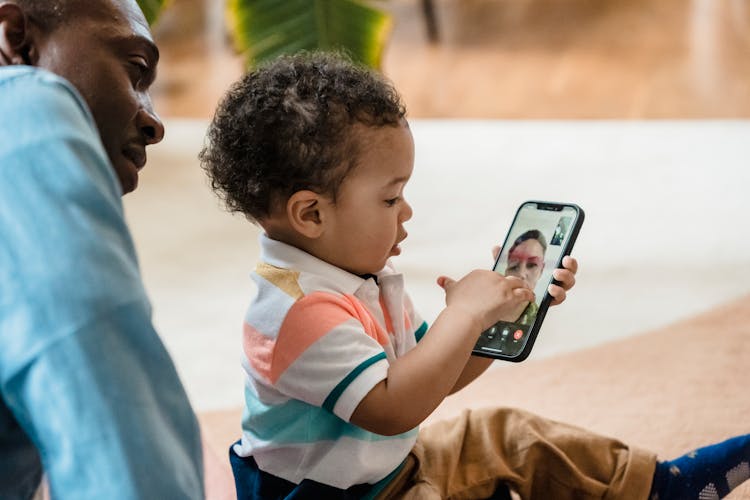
[243,292,390,384]
[243,322,275,381]
[403,312,412,331]
[340,293,389,346]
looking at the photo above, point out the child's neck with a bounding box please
[262,222,317,258]
[262,226,344,274]
[358,273,379,285]
[262,218,354,274]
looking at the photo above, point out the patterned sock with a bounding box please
[649,434,750,499]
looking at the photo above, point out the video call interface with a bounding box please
[474,203,578,357]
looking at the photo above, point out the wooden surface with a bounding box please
[150,0,750,119]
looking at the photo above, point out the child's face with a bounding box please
[319,122,414,275]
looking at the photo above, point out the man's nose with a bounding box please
[138,95,165,145]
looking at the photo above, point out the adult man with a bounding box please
[0,1,204,498]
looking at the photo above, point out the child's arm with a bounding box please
[448,256,580,394]
[349,270,533,436]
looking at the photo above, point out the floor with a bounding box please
[126,0,750,412]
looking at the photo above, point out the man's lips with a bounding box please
[122,146,146,171]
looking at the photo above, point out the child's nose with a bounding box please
[400,199,413,222]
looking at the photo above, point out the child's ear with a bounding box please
[287,190,326,239]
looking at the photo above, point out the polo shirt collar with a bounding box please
[259,234,380,296]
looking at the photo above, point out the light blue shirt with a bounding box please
[0,66,204,499]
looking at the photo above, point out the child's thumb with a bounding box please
[437,276,456,290]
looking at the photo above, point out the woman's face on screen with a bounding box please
[506,239,545,289]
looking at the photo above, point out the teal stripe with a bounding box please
[414,321,428,342]
[242,385,416,443]
[322,352,386,412]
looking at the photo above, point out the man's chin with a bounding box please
[119,174,138,194]
[115,164,139,195]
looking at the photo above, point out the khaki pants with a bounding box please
[377,407,656,500]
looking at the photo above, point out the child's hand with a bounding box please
[437,270,534,331]
[548,256,577,306]
[491,246,578,306]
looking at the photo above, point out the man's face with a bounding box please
[34,0,164,194]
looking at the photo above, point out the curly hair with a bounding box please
[199,51,407,222]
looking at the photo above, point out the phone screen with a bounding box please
[473,202,581,359]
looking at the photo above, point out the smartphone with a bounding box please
[472,201,584,362]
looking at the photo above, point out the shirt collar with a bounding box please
[259,234,372,296]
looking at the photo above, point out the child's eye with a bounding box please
[384,197,401,207]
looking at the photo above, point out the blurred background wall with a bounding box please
[149,0,750,119]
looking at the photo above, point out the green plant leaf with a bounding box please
[227,0,393,69]
[136,0,167,25]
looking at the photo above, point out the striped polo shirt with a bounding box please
[233,235,428,489]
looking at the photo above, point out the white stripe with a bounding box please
[333,356,390,421]
[244,272,296,340]
[250,434,416,488]
[275,319,386,409]
[243,374,291,406]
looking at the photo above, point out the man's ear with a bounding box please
[0,3,34,66]
[287,190,327,239]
